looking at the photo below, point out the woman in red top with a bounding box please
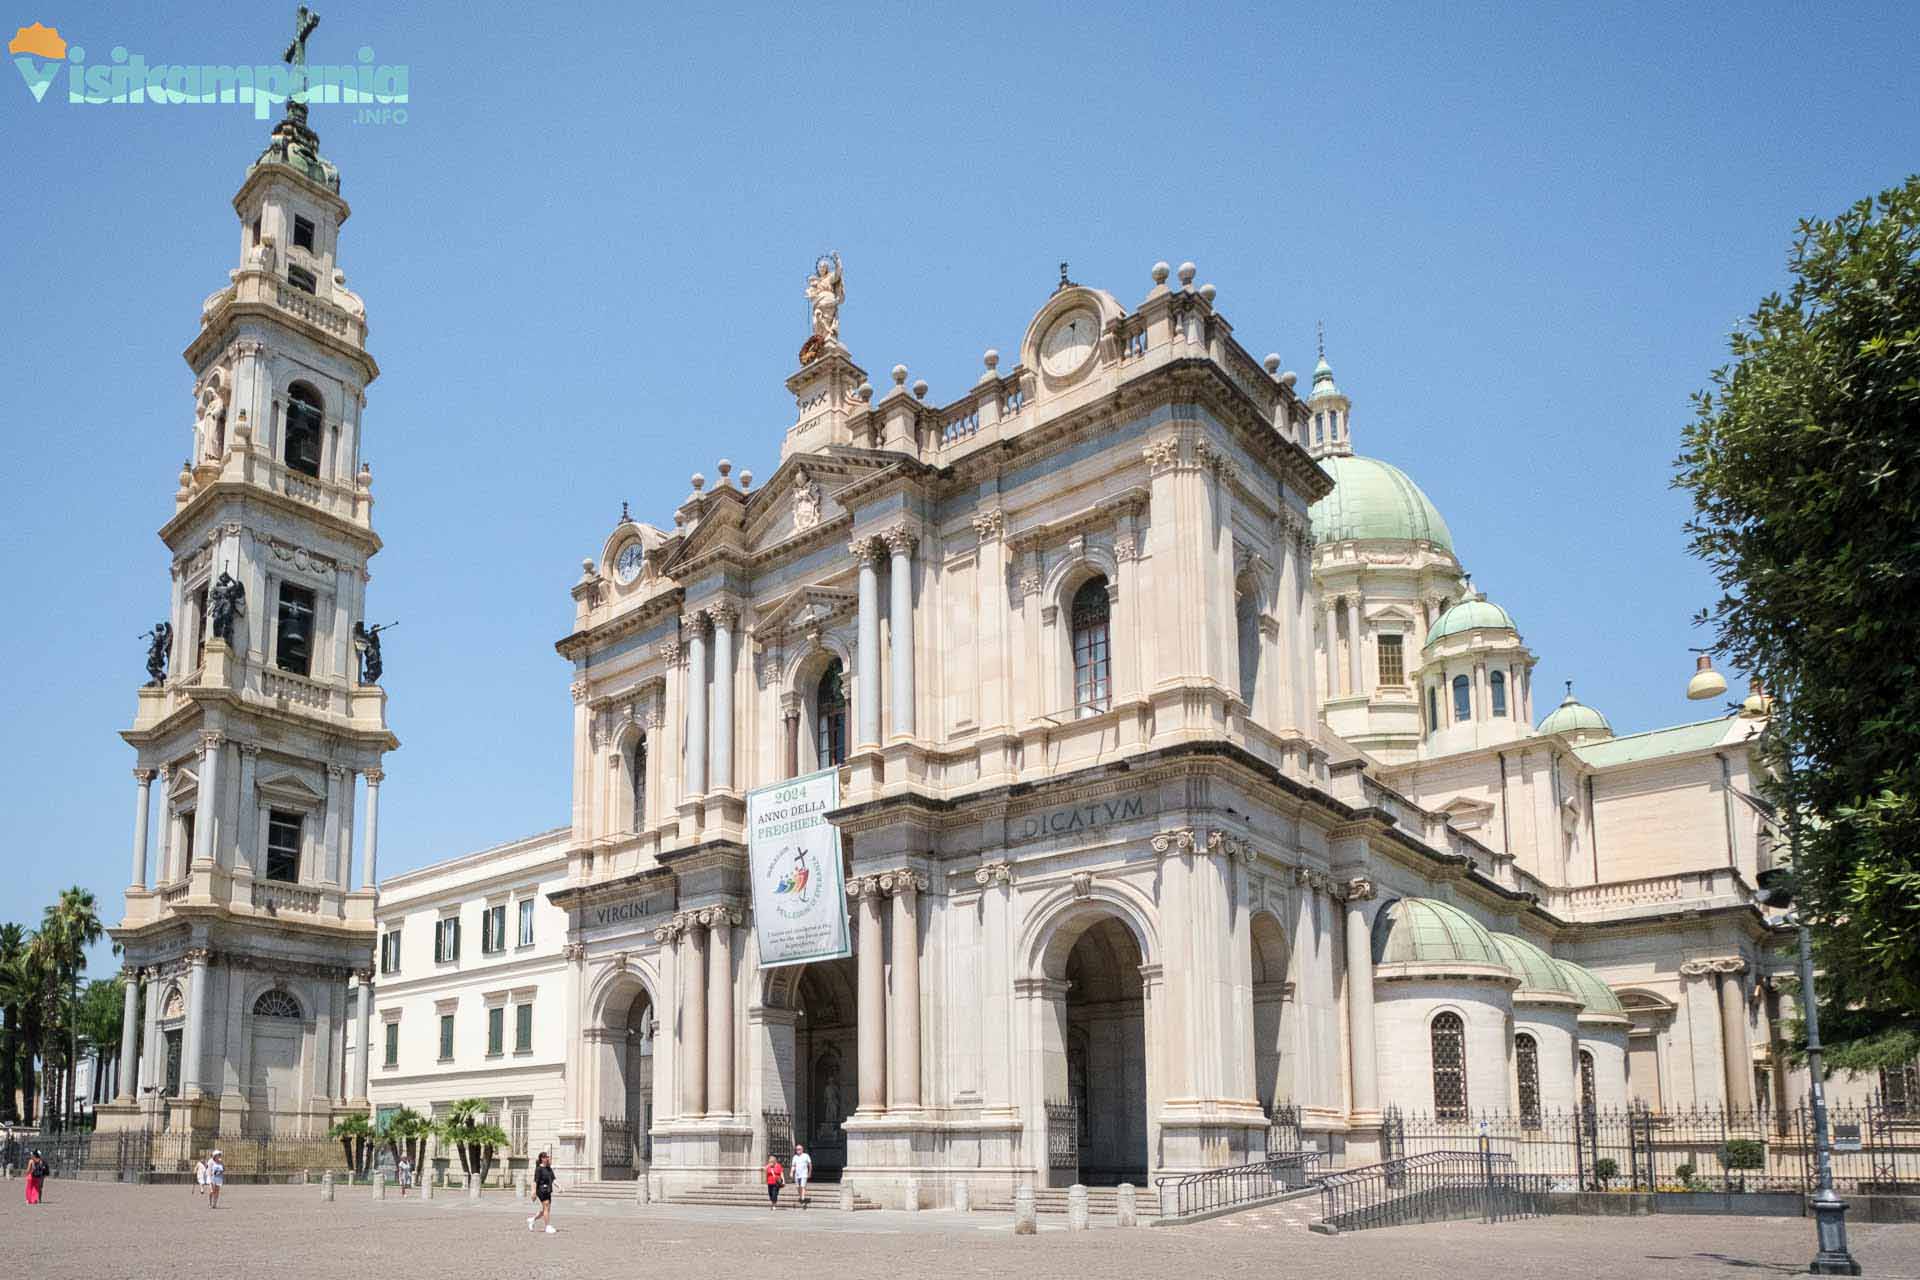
[763,1156,786,1210]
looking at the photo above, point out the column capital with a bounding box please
[570,678,589,704]
[705,601,739,629]
[199,731,224,752]
[878,869,927,898]
[973,858,1013,887]
[183,946,212,966]
[1342,876,1376,903]
[1680,956,1748,977]
[680,611,710,636]
[970,508,1005,542]
[354,967,375,984]
[697,905,742,928]
[560,942,588,963]
[846,875,886,900]
[364,767,385,785]
[326,764,348,780]
[882,524,919,558]
[848,534,886,565]
[237,742,260,759]
[134,767,157,784]
[1150,826,1197,856]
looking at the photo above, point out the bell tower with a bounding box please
[102,10,395,1143]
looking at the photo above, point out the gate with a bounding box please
[598,1116,637,1180]
[1046,1099,1080,1171]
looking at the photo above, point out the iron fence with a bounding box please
[1318,1148,1550,1232]
[1390,1101,1920,1194]
[1266,1101,1303,1155]
[762,1109,794,1163]
[1045,1099,1079,1171]
[6,1127,347,1180]
[1157,1150,1323,1220]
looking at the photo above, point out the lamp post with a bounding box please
[1693,655,1859,1275]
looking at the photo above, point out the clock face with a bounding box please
[614,542,646,585]
[1040,308,1099,377]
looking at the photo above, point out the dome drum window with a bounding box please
[253,989,302,1019]
[1431,1012,1468,1120]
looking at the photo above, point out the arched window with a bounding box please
[1490,670,1508,717]
[284,382,324,478]
[628,734,647,832]
[1071,576,1112,716]
[253,989,302,1019]
[1452,673,1472,722]
[1431,1012,1468,1119]
[1579,1048,1597,1115]
[1426,684,1440,734]
[1515,1033,1541,1128]
[1236,581,1260,709]
[815,658,849,767]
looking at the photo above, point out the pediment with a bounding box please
[1367,603,1418,625]
[166,767,200,798]
[255,770,325,805]
[755,583,858,637]
[1437,796,1495,831]
[741,451,888,556]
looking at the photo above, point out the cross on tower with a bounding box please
[283,5,321,68]
[1317,319,1325,360]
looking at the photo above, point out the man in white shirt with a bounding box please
[791,1144,812,1209]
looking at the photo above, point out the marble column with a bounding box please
[853,880,888,1112]
[680,919,708,1117]
[361,768,383,890]
[139,970,162,1094]
[855,540,882,749]
[130,769,155,888]
[1717,965,1754,1109]
[353,968,374,1100]
[782,704,801,780]
[706,908,736,1116]
[888,873,923,1109]
[181,949,210,1096]
[886,529,916,740]
[323,765,346,886]
[1347,593,1365,698]
[235,744,259,875]
[1342,880,1379,1115]
[711,606,737,793]
[115,969,141,1101]
[684,617,710,797]
[192,733,221,867]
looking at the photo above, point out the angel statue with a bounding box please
[805,252,844,347]
[353,619,395,686]
[207,572,246,647]
[141,621,173,686]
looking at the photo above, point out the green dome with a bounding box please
[1491,934,1579,1002]
[1554,959,1629,1022]
[1425,596,1518,648]
[1311,455,1455,551]
[1310,355,1342,400]
[1372,898,1508,970]
[1538,691,1611,737]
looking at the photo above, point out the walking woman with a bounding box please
[763,1154,786,1211]
[527,1152,557,1234]
[24,1150,47,1205]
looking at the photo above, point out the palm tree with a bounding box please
[380,1106,430,1173]
[73,977,125,1103]
[435,1098,494,1177]
[0,924,24,1122]
[330,1111,374,1176]
[37,888,103,1128]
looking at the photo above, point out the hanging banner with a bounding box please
[746,767,850,969]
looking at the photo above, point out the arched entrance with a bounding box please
[787,956,858,1182]
[1250,912,1291,1127]
[1060,916,1148,1186]
[596,983,654,1180]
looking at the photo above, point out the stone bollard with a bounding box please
[300,1169,309,1185]
[467,1172,480,1200]
[373,1172,386,1201]
[954,1179,971,1213]
[904,1177,921,1212]
[321,1171,335,1202]
[515,1171,527,1200]
[1067,1183,1090,1231]
[635,1177,651,1206]
[839,1183,855,1212]
[1013,1185,1037,1236]
[1116,1183,1138,1228]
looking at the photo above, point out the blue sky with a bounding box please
[3,1,1916,971]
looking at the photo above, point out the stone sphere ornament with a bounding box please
[1177,261,1197,286]
[1151,261,1171,285]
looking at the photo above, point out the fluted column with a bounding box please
[235,744,260,874]
[192,733,221,868]
[1342,878,1379,1116]
[887,871,924,1109]
[1323,597,1340,697]
[1347,593,1365,698]
[352,967,373,1100]
[139,969,162,1094]
[181,948,210,1096]
[854,539,882,749]
[680,916,708,1116]
[130,769,155,888]
[886,529,916,740]
[709,605,736,793]
[684,616,710,796]
[323,765,346,885]
[705,907,737,1116]
[115,969,141,1101]
[361,768,383,890]
[851,878,888,1113]
[782,699,801,779]
[1716,963,1754,1108]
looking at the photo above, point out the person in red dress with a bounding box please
[24,1150,47,1205]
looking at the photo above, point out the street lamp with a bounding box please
[1687,650,1729,701]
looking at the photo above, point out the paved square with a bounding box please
[5,1182,1918,1279]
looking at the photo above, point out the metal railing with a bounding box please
[1317,1148,1550,1233]
[1045,1099,1079,1170]
[1156,1150,1323,1220]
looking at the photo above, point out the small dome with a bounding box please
[1372,898,1508,971]
[1538,690,1611,738]
[1311,455,1455,552]
[1491,934,1579,1003]
[1310,354,1343,401]
[1425,596,1518,648]
[1554,959,1629,1023]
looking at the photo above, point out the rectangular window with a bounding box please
[1453,675,1473,723]
[380,928,402,975]
[486,1006,504,1057]
[517,898,535,948]
[1377,633,1405,686]
[1426,685,1439,734]
[265,810,302,883]
[1491,670,1509,717]
[275,583,317,675]
[250,216,261,247]
[179,812,196,866]
[438,1013,455,1062]
[287,264,318,294]
[383,1021,399,1068]
[514,1003,533,1054]
[481,903,507,955]
[510,1107,530,1158]
[193,586,209,666]
[292,215,315,252]
[434,916,461,964]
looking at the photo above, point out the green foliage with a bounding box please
[1675,175,1920,1062]
[1723,1139,1766,1171]
[1592,1157,1619,1188]
[329,1112,373,1140]
[1674,1162,1696,1183]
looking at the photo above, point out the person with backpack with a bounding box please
[23,1150,47,1205]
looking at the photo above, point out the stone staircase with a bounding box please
[564,1179,652,1202]
[974,1186,1162,1219]
[667,1181,881,1211]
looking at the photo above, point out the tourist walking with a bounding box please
[791,1144,812,1209]
[193,1155,207,1196]
[206,1150,224,1209]
[23,1150,47,1205]
[527,1152,556,1233]
[397,1154,413,1196]
[763,1155,786,1210]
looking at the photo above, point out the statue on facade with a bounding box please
[141,621,173,685]
[195,372,228,461]
[791,467,821,531]
[207,572,246,647]
[353,620,394,685]
[331,267,365,319]
[802,252,844,357]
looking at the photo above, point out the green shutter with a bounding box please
[488,1007,504,1056]
[439,1014,454,1060]
[515,1003,533,1053]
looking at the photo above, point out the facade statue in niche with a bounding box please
[207,571,246,647]
[141,621,173,685]
[804,252,844,349]
[792,468,822,531]
[813,1048,845,1138]
[196,372,228,461]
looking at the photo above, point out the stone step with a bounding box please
[667,1183,880,1211]
[974,1187,1161,1217]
